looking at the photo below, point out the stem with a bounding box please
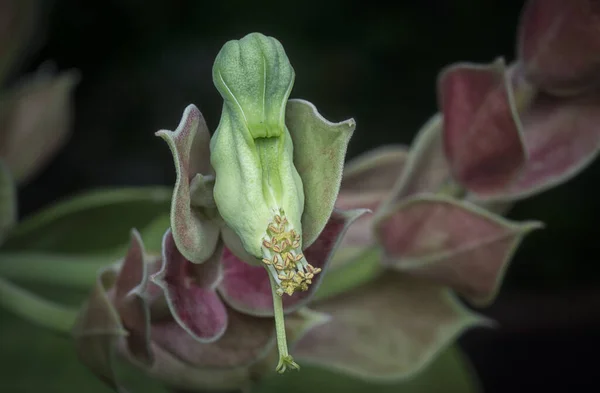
[0,252,110,288]
[315,248,383,302]
[0,277,78,334]
[268,274,299,373]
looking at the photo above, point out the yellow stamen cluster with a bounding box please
[262,213,321,296]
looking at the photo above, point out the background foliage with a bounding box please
[1,1,598,392]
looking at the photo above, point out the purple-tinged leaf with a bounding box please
[496,92,600,200]
[341,145,408,192]
[150,306,275,369]
[72,266,129,393]
[218,209,369,316]
[374,195,542,306]
[286,99,355,248]
[292,273,484,380]
[150,229,227,343]
[518,0,600,95]
[113,229,153,365]
[333,191,385,266]
[383,113,451,207]
[438,59,527,197]
[156,104,219,263]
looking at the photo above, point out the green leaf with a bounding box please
[3,187,171,255]
[293,272,485,380]
[0,304,167,393]
[255,345,480,393]
[156,104,220,263]
[286,99,355,248]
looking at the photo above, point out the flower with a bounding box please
[155,33,367,373]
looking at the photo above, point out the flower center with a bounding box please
[261,212,321,296]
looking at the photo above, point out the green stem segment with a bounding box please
[0,252,109,288]
[0,277,78,334]
[269,274,299,373]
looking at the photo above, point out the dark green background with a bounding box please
[3,1,599,392]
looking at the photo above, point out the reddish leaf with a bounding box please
[438,59,527,197]
[150,229,228,343]
[341,145,408,192]
[374,196,542,305]
[500,92,600,199]
[518,0,600,95]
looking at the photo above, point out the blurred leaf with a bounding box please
[0,160,16,242]
[3,187,171,254]
[0,305,167,393]
[0,68,80,184]
[255,345,480,393]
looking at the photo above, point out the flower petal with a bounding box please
[518,0,600,95]
[0,161,17,243]
[292,273,484,380]
[0,68,79,184]
[374,195,542,306]
[150,306,275,369]
[72,266,129,393]
[156,104,220,263]
[438,59,528,197]
[150,229,227,343]
[341,145,408,192]
[218,208,369,316]
[285,99,355,248]
[496,92,600,200]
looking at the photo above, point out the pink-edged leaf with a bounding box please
[374,195,542,306]
[218,208,369,316]
[150,306,275,369]
[494,92,600,200]
[113,229,153,365]
[156,104,219,263]
[384,113,451,206]
[333,191,385,267]
[518,0,600,95]
[72,266,129,393]
[438,58,528,197]
[150,229,227,343]
[119,341,264,393]
[341,145,408,192]
[292,273,485,380]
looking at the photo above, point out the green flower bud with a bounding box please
[210,33,305,265]
[211,33,319,374]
